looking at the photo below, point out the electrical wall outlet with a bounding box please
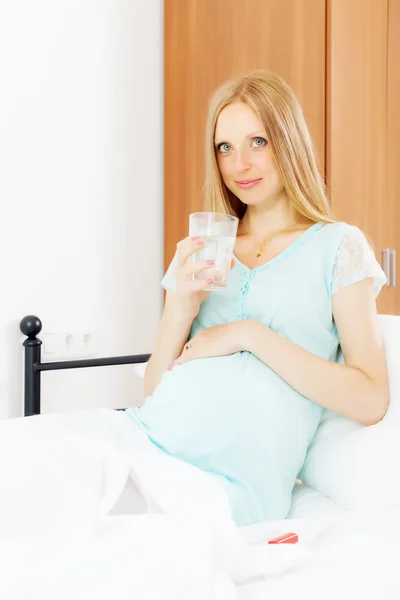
[42,330,95,360]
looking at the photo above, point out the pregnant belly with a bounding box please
[128,352,323,526]
[132,352,322,459]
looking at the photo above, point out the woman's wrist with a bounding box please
[239,319,264,353]
[165,295,197,326]
[172,311,195,328]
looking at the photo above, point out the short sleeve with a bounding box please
[331,227,387,297]
[161,254,178,292]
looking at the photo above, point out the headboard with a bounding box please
[20,315,151,417]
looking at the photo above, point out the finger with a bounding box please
[172,354,184,366]
[183,259,215,277]
[176,236,195,250]
[174,353,190,366]
[176,237,205,266]
[181,276,215,295]
[230,257,236,269]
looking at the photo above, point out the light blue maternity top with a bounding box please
[126,222,386,526]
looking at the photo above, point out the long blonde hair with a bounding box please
[204,70,334,223]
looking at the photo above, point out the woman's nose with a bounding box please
[234,149,252,172]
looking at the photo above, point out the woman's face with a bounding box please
[214,101,285,207]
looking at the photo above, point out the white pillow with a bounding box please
[299,314,400,511]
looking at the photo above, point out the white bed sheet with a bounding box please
[237,483,400,599]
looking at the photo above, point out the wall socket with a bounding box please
[42,330,95,360]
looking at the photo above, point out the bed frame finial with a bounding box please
[20,315,42,339]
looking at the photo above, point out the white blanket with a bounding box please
[0,409,399,599]
[0,409,310,599]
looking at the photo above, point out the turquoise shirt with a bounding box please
[126,222,386,526]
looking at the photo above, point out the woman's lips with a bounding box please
[235,178,262,189]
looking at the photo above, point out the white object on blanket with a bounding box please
[0,409,311,599]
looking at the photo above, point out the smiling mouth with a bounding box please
[235,178,262,188]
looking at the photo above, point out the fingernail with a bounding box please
[196,239,204,245]
[206,278,214,284]
[206,260,215,265]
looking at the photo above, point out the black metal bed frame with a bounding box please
[20,315,151,417]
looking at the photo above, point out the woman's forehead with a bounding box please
[215,102,264,141]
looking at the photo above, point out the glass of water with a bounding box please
[189,212,239,290]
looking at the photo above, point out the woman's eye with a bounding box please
[252,137,267,148]
[217,143,232,153]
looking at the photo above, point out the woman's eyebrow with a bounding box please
[246,131,266,138]
[214,131,266,145]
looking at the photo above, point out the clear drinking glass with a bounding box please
[189,212,239,290]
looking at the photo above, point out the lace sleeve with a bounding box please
[331,227,387,296]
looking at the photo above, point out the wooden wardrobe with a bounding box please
[164,0,400,315]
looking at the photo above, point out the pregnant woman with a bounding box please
[4,70,389,531]
[125,70,389,526]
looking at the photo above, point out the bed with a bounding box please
[12,314,400,599]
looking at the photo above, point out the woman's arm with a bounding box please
[173,278,389,426]
[144,234,217,397]
[243,278,389,426]
[144,291,194,397]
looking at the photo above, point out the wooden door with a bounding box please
[327,0,393,314]
[387,0,400,312]
[164,0,326,270]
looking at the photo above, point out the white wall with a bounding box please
[0,0,163,418]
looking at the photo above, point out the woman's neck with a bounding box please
[239,196,308,240]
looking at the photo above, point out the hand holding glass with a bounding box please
[189,212,239,290]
